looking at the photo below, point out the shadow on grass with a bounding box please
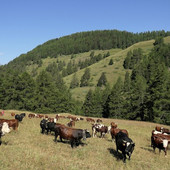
[1,141,9,145]
[140,145,153,152]
[108,148,123,161]
[53,139,87,147]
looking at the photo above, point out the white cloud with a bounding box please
[0,52,4,56]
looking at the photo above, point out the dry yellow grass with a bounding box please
[0,110,170,170]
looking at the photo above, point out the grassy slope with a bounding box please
[0,110,170,170]
[26,36,170,101]
[65,36,170,101]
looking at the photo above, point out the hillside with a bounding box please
[0,110,170,170]
[4,30,170,72]
[35,36,170,101]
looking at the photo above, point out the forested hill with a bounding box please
[4,29,170,72]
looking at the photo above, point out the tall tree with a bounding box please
[105,77,125,118]
[80,68,91,87]
[97,72,107,87]
[70,73,79,89]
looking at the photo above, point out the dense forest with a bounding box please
[4,30,170,72]
[0,30,170,125]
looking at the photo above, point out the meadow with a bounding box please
[0,110,170,170]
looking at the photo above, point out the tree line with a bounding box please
[0,37,170,125]
[82,37,170,125]
[5,30,170,73]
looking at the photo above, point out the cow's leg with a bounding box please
[0,138,1,145]
[54,131,58,142]
[71,140,75,148]
[164,148,167,157]
[122,152,126,163]
[59,136,62,142]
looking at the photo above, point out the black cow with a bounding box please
[15,114,24,122]
[20,113,26,117]
[40,119,48,134]
[54,124,91,148]
[115,131,135,163]
[0,123,2,145]
[46,122,56,134]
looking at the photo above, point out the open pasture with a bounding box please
[0,110,170,170]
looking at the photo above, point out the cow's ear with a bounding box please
[132,142,135,146]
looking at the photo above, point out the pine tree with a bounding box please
[109,59,114,65]
[80,68,90,87]
[70,73,79,89]
[97,72,107,87]
[82,89,93,116]
[105,77,124,118]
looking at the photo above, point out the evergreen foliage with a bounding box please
[97,72,107,87]
[80,68,91,87]
[5,30,170,72]
[70,73,79,89]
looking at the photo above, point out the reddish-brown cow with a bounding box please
[86,118,95,123]
[110,127,128,141]
[0,119,19,130]
[67,120,75,127]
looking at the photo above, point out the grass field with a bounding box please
[0,110,170,170]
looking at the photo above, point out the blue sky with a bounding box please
[0,0,170,65]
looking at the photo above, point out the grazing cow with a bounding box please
[54,124,91,148]
[40,119,48,134]
[155,126,170,135]
[80,117,84,120]
[96,119,102,123]
[86,118,95,123]
[11,113,15,117]
[111,122,117,128]
[92,123,108,138]
[0,119,19,130]
[115,131,135,163]
[46,122,57,134]
[67,120,75,127]
[110,127,128,141]
[15,114,24,122]
[151,131,170,156]
[0,122,11,145]
[28,113,35,118]
[20,113,26,117]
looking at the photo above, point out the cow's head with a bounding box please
[83,129,91,140]
[123,140,135,156]
[1,122,10,135]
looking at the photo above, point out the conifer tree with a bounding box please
[105,77,124,118]
[80,68,90,87]
[109,59,114,65]
[70,73,79,89]
[97,72,107,87]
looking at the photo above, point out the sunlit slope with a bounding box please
[64,36,170,101]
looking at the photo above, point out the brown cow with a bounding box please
[110,127,128,141]
[92,123,108,138]
[54,124,91,148]
[86,118,95,123]
[110,122,117,128]
[96,119,102,123]
[0,119,19,130]
[11,113,16,117]
[155,126,170,135]
[28,113,35,118]
[151,132,170,156]
[67,120,75,127]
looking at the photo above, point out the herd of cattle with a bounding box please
[0,112,170,163]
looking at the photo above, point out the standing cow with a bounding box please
[54,124,91,148]
[115,131,135,163]
[0,122,10,145]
